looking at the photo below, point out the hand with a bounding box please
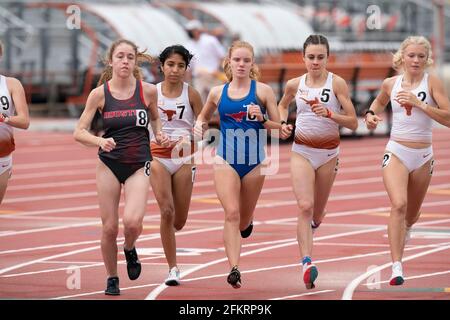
[248,103,264,122]
[280,123,293,140]
[172,135,192,156]
[364,114,382,130]
[395,91,422,109]
[98,137,116,152]
[311,103,329,117]
[156,131,170,147]
[193,120,208,140]
[0,113,9,123]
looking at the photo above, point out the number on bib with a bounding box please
[1,96,10,111]
[136,109,148,127]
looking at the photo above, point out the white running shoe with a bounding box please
[165,267,180,286]
[389,261,404,286]
[302,262,318,289]
[405,226,412,244]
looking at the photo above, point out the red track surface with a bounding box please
[0,129,449,300]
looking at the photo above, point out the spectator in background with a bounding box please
[185,20,226,102]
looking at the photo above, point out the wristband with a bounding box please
[364,110,375,116]
[1,113,8,123]
[281,120,287,125]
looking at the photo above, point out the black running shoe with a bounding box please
[124,247,141,280]
[227,266,241,289]
[104,276,120,296]
[240,221,253,238]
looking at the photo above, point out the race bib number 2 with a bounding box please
[382,152,392,168]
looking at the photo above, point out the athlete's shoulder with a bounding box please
[331,73,349,91]
[5,76,24,90]
[187,83,201,100]
[87,85,105,102]
[141,81,157,94]
[331,72,345,84]
[211,84,226,97]
[255,81,275,94]
[427,72,443,87]
[383,75,399,86]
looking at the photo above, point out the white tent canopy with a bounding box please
[196,3,314,54]
[84,4,189,56]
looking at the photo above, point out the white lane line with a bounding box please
[52,283,162,300]
[146,238,450,300]
[270,290,335,300]
[342,244,450,300]
[145,226,387,300]
[0,255,167,278]
[145,217,450,300]
[0,225,223,276]
[362,269,450,287]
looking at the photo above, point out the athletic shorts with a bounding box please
[0,154,12,177]
[100,157,151,184]
[383,140,434,173]
[153,157,197,181]
[292,143,339,170]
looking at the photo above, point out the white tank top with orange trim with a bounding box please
[294,72,341,149]
[150,82,195,158]
[390,73,436,143]
[0,75,15,157]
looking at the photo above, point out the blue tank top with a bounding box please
[217,80,266,166]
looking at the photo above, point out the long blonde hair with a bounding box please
[222,40,260,82]
[392,36,434,71]
[97,39,154,86]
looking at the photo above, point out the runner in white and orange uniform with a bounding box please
[278,34,357,289]
[0,40,30,205]
[365,36,450,286]
[149,45,203,286]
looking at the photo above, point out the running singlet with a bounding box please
[151,82,194,158]
[390,73,437,144]
[99,79,151,163]
[217,79,266,173]
[294,72,341,149]
[0,75,15,157]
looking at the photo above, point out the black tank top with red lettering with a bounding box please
[99,79,152,163]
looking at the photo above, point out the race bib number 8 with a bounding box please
[136,109,148,127]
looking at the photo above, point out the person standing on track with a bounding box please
[150,45,203,286]
[73,39,169,295]
[365,36,450,286]
[278,34,357,289]
[0,40,30,205]
[194,40,286,289]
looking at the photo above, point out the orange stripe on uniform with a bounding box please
[294,134,340,150]
[150,141,196,159]
[150,142,173,158]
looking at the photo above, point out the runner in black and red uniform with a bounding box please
[74,39,169,296]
